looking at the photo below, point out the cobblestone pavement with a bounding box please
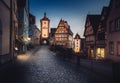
[0,46,115,83]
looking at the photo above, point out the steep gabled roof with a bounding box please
[84,15,100,36]
[74,33,80,39]
[109,0,114,10]
[97,7,109,32]
[88,15,101,29]
[107,0,120,19]
[55,19,73,35]
[100,7,109,20]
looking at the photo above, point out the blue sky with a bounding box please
[29,0,110,37]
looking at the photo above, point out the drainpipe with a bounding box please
[10,0,13,58]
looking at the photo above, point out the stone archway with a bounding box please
[40,38,49,45]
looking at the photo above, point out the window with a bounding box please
[44,22,46,24]
[56,38,58,41]
[44,34,46,36]
[59,28,64,33]
[90,49,94,57]
[58,35,61,37]
[97,48,105,58]
[116,18,120,31]
[117,42,120,56]
[77,42,78,44]
[109,42,114,55]
[97,48,101,56]
[109,21,114,32]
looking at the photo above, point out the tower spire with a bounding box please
[44,12,46,18]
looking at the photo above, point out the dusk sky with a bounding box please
[29,0,110,37]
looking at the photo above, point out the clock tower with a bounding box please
[40,13,50,44]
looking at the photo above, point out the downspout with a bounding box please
[10,0,13,58]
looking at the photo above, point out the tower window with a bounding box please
[44,34,46,36]
[44,22,46,24]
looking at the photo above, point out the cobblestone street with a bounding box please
[0,46,115,83]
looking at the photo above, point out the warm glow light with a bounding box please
[15,47,18,51]
[96,48,105,58]
[27,37,31,41]
[17,54,30,61]
[24,38,28,42]
[101,49,105,58]
[90,50,94,57]
[74,48,80,53]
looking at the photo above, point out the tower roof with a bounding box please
[57,19,73,35]
[41,12,50,21]
[74,33,80,39]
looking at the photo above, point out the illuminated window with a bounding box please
[59,35,61,37]
[97,48,105,58]
[56,38,58,41]
[59,38,61,40]
[90,49,94,57]
[97,48,101,56]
